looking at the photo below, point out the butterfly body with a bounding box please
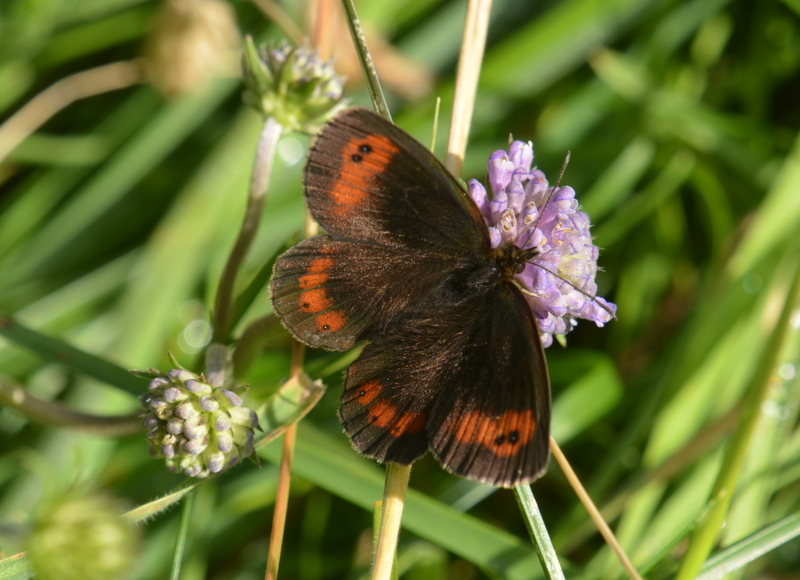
[271,108,551,487]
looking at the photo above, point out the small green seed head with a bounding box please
[27,490,138,580]
[242,36,347,133]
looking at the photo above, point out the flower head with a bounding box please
[144,0,241,98]
[469,141,616,347]
[242,37,347,133]
[27,488,139,580]
[139,368,260,478]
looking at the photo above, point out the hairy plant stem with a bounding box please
[214,116,282,343]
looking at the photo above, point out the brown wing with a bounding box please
[272,235,455,350]
[271,107,490,351]
[340,281,551,487]
[304,107,489,255]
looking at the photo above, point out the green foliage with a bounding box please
[1,0,799,578]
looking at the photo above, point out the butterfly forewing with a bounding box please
[273,108,489,350]
[304,108,488,255]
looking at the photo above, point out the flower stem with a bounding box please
[0,375,142,436]
[265,307,310,580]
[446,0,492,175]
[213,116,282,343]
[513,485,565,580]
[550,437,642,580]
[372,463,411,580]
[204,343,230,388]
[265,423,297,580]
[340,0,391,121]
[231,314,278,380]
[169,491,194,580]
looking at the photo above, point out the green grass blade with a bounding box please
[676,246,800,580]
[259,423,549,580]
[0,315,146,395]
[515,485,565,580]
[697,511,800,580]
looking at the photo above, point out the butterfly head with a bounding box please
[492,243,541,280]
[469,141,617,347]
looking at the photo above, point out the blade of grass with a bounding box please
[0,60,143,166]
[341,0,391,120]
[481,0,657,96]
[0,316,147,395]
[12,80,237,286]
[259,423,551,580]
[514,485,565,580]
[550,439,642,579]
[0,373,141,434]
[697,511,800,580]
[0,552,34,580]
[676,244,800,580]
[169,490,194,580]
[111,108,265,366]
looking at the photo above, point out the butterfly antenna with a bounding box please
[516,151,571,252]
[517,265,618,320]
[555,151,571,185]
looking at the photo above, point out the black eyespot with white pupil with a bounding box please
[351,143,373,163]
[494,430,521,446]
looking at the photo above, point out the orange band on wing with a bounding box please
[331,134,400,214]
[353,379,427,437]
[308,257,334,273]
[355,379,382,405]
[299,272,329,289]
[454,410,536,457]
[316,311,346,333]
[299,288,332,313]
[391,412,427,436]
[368,399,397,428]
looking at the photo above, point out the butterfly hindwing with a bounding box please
[339,280,550,487]
[271,235,463,350]
[304,108,488,255]
[427,284,550,487]
[338,342,433,465]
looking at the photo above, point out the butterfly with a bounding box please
[270,107,551,487]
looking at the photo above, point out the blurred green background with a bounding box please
[1,0,800,578]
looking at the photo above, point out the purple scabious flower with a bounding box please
[469,141,616,347]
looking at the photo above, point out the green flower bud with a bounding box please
[144,0,241,98]
[140,368,260,478]
[242,36,347,133]
[27,490,138,580]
